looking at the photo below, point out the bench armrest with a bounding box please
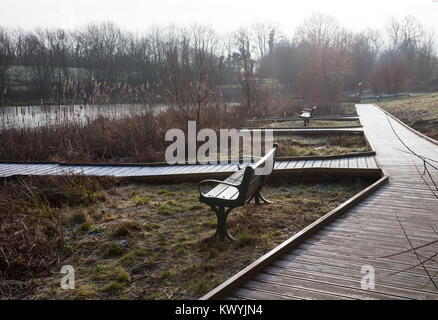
[198,179,240,197]
[237,155,263,170]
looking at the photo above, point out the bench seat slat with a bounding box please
[216,185,240,200]
[205,169,245,198]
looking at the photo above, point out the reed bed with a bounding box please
[0,103,245,163]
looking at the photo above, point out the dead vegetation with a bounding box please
[274,134,370,157]
[0,104,245,163]
[0,176,369,299]
[0,175,122,298]
[378,93,438,140]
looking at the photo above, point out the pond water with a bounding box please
[0,104,167,130]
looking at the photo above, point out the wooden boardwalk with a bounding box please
[0,155,377,179]
[203,104,438,300]
[242,127,363,134]
[247,116,360,122]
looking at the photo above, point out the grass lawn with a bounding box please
[0,176,370,299]
[377,93,438,140]
[275,134,371,157]
[210,133,371,161]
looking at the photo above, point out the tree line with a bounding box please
[0,13,437,113]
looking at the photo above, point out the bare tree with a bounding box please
[0,27,11,104]
[343,29,381,90]
[252,22,280,58]
[296,14,352,104]
[74,22,127,84]
[299,44,352,104]
[158,25,224,126]
[234,28,256,116]
[415,30,436,81]
[385,16,436,83]
[371,50,409,94]
[296,13,342,47]
[252,23,282,78]
[1,16,437,106]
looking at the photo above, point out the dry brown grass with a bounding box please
[0,177,370,299]
[378,93,438,140]
[274,134,370,157]
[0,104,245,163]
[0,175,122,298]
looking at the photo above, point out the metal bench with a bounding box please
[198,144,278,242]
[299,105,317,126]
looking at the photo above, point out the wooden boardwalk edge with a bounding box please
[200,173,389,300]
[277,151,376,161]
[0,151,375,167]
[242,125,363,130]
[374,103,438,147]
[247,116,360,122]
[119,168,382,183]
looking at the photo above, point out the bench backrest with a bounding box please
[238,144,278,203]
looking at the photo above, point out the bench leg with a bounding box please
[210,205,235,242]
[257,191,273,204]
[247,191,273,204]
[246,194,255,203]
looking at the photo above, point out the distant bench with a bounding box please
[299,105,317,126]
[198,144,278,241]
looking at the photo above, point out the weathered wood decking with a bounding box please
[242,127,363,134]
[247,116,360,122]
[0,155,377,179]
[203,103,438,300]
[0,125,371,179]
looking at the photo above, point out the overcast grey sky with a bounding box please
[1,0,437,36]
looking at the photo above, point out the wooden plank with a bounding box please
[252,272,409,300]
[365,156,377,168]
[201,175,388,300]
[215,164,236,173]
[265,264,438,297]
[203,104,438,301]
[296,241,438,269]
[303,160,314,168]
[348,157,358,168]
[244,278,352,300]
[276,161,289,170]
[1,164,36,176]
[313,160,323,168]
[285,161,298,169]
[205,171,245,198]
[271,256,435,285]
[331,159,340,168]
[321,159,331,168]
[357,157,368,168]
[295,160,306,169]
[339,158,349,168]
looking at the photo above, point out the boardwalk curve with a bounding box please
[202,103,438,300]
